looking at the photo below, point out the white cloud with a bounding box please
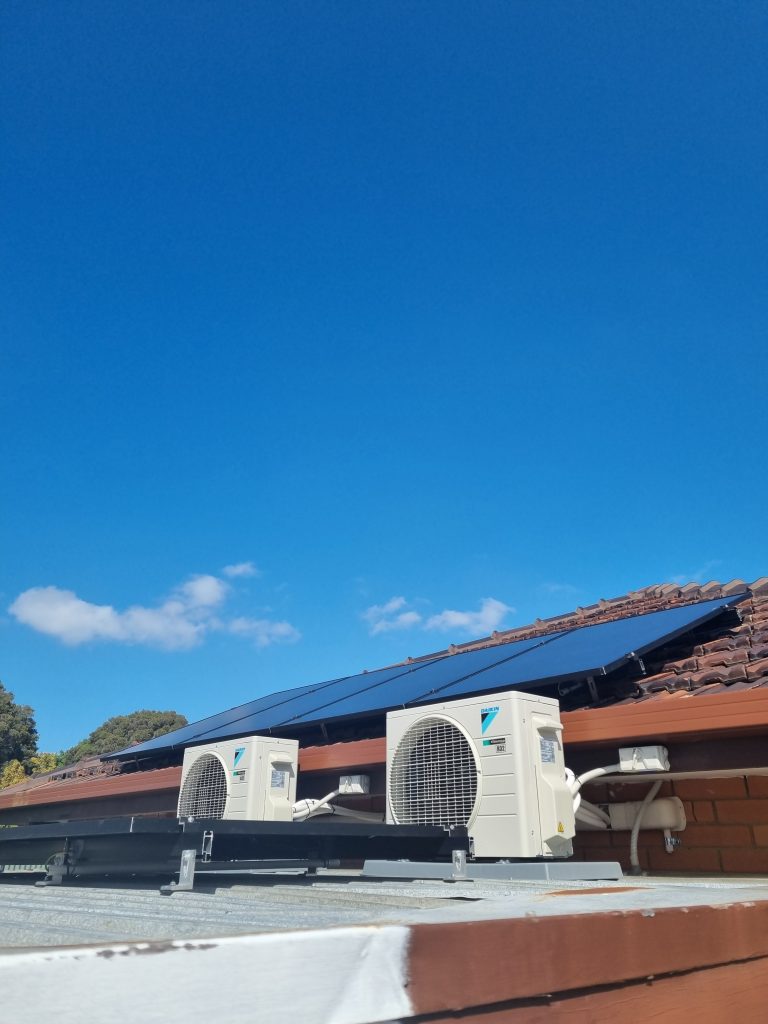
[364,596,407,618]
[363,594,513,639]
[228,617,301,648]
[8,586,204,650]
[222,561,260,579]
[362,597,423,636]
[424,597,513,636]
[9,572,299,651]
[177,574,229,609]
[11,587,132,646]
[371,610,423,636]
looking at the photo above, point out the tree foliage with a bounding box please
[59,709,188,766]
[27,752,59,776]
[0,682,38,766]
[0,759,27,790]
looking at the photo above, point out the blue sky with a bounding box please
[2,2,766,752]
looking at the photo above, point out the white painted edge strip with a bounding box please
[0,924,413,1024]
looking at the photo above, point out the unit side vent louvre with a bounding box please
[178,752,228,819]
[389,716,479,827]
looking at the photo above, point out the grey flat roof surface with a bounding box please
[2,870,768,950]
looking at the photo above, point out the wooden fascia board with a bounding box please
[0,766,183,810]
[563,689,768,747]
[297,737,386,773]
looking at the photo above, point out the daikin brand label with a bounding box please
[480,706,500,733]
[539,737,557,764]
[270,769,287,789]
[233,747,246,768]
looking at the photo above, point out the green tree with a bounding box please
[0,682,38,766]
[0,759,27,789]
[59,709,188,765]
[27,752,59,776]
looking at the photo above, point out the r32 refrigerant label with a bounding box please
[481,736,506,753]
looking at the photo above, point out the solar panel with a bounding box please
[173,659,445,748]
[279,633,565,726]
[107,676,348,756]
[108,654,445,755]
[410,598,740,705]
[111,593,746,758]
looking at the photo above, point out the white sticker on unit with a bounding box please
[539,737,557,764]
[270,769,287,789]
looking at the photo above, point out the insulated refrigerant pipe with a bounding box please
[629,779,663,874]
[570,764,623,796]
[292,790,340,822]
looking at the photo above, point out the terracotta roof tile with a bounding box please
[679,583,703,596]
[690,683,731,696]
[638,671,678,691]
[697,649,750,669]
[746,656,768,682]
[663,656,699,674]
[721,579,750,595]
[699,581,723,595]
[693,636,749,655]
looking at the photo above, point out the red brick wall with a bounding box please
[573,775,768,873]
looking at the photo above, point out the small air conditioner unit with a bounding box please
[178,736,299,821]
[386,691,575,859]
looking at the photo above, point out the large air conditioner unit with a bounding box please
[178,736,299,821]
[386,691,575,859]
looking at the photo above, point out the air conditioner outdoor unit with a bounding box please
[178,736,299,821]
[386,691,575,859]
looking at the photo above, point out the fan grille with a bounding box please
[178,752,229,819]
[389,716,479,827]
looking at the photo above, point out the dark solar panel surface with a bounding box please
[109,677,345,756]
[430,599,738,701]
[194,659,441,741]
[281,633,564,725]
[111,594,745,757]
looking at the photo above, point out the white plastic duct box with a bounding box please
[607,797,686,832]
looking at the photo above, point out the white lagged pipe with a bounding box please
[292,790,340,822]
[629,779,663,873]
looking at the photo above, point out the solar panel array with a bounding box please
[112,594,744,759]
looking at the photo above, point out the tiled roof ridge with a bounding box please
[398,576,768,665]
